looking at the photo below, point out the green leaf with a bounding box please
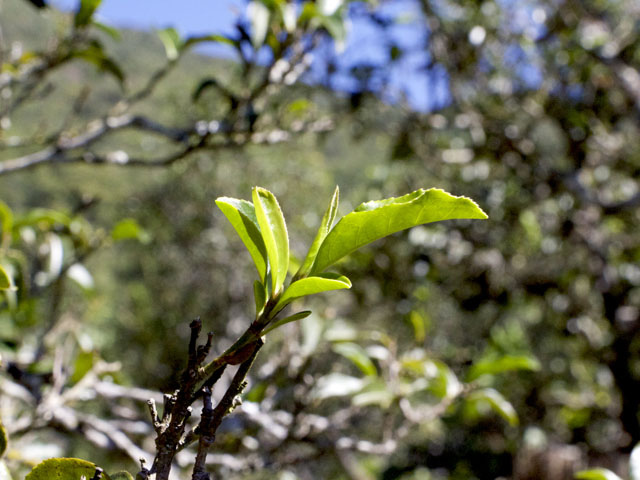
[427,360,462,399]
[252,187,289,294]
[157,27,182,60]
[247,1,271,48]
[215,197,268,281]
[408,310,428,343]
[14,208,71,229]
[183,34,236,49]
[466,354,541,382]
[0,421,7,457]
[630,442,640,480]
[0,200,13,240]
[0,460,12,480]
[72,41,124,84]
[298,2,319,25]
[352,379,394,408]
[111,218,150,243]
[66,263,94,291]
[278,2,296,32]
[253,280,267,316]
[312,373,366,400]
[262,310,312,335]
[0,265,11,290]
[575,469,624,480]
[71,350,96,384]
[333,342,377,376]
[74,0,101,28]
[310,188,488,274]
[111,472,135,480]
[91,21,121,40]
[26,458,112,480]
[274,272,351,313]
[295,186,339,280]
[467,388,519,426]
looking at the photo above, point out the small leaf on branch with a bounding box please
[252,187,289,295]
[247,1,271,48]
[574,469,624,480]
[71,41,124,85]
[157,28,182,60]
[467,388,519,426]
[26,458,112,480]
[0,265,12,291]
[466,354,540,382]
[215,197,268,282]
[333,342,377,376]
[295,186,339,280]
[74,0,101,28]
[111,218,150,244]
[310,188,487,274]
[273,272,351,314]
[262,310,312,335]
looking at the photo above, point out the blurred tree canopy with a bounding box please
[0,0,639,479]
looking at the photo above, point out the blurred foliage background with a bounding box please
[0,0,639,479]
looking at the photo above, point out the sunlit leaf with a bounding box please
[263,310,312,335]
[274,272,350,313]
[310,188,487,274]
[630,442,640,480]
[25,458,112,480]
[0,265,11,291]
[216,197,268,281]
[279,3,297,31]
[111,218,150,243]
[352,379,394,407]
[46,233,63,278]
[74,0,101,28]
[428,360,462,400]
[333,342,377,376]
[0,460,12,480]
[252,187,289,294]
[312,373,366,400]
[295,186,339,280]
[574,469,624,480]
[157,27,182,60]
[66,263,94,291]
[247,1,271,48]
[467,388,519,426]
[466,354,541,382]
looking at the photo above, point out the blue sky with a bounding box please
[52,0,243,35]
[50,0,444,111]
